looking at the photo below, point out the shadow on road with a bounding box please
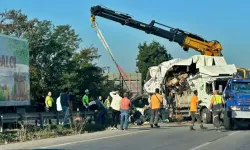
[129,126,171,131]
[164,125,190,128]
[129,128,151,131]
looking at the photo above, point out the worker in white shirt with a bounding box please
[56,93,63,125]
[110,91,122,130]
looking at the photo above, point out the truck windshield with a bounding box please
[246,71,250,79]
[237,70,244,78]
[232,82,250,93]
[215,79,228,94]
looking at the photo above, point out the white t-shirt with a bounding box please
[56,96,62,111]
[110,91,122,111]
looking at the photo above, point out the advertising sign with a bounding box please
[0,34,30,106]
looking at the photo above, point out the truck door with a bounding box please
[223,80,230,100]
[202,81,213,107]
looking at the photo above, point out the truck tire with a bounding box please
[201,108,212,124]
[223,111,233,130]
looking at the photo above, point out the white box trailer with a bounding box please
[144,55,237,123]
[0,34,30,110]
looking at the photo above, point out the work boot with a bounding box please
[200,125,207,130]
[190,126,195,131]
[154,124,160,128]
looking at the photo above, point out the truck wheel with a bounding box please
[223,111,233,130]
[201,108,212,124]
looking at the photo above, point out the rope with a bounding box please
[91,21,139,93]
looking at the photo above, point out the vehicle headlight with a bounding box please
[230,106,241,111]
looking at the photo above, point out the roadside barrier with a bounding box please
[0,111,112,132]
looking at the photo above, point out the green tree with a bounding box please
[1,9,81,96]
[0,9,107,100]
[136,40,173,81]
[0,10,38,38]
[61,46,117,106]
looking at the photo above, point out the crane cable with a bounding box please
[90,16,139,93]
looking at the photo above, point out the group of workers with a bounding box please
[189,90,225,131]
[145,87,225,130]
[148,88,225,131]
[80,89,132,130]
[48,86,225,131]
[79,87,164,130]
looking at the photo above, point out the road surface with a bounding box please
[1,123,249,150]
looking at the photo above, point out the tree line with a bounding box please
[0,9,173,101]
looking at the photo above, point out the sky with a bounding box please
[1,0,250,73]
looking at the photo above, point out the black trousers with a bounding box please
[111,109,120,128]
[45,107,52,124]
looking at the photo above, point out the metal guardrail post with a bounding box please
[56,112,59,125]
[19,113,24,123]
[0,116,3,133]
[39,113,44,128]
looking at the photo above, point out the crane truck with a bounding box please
[90,5,250,127]
[90,5,249,79]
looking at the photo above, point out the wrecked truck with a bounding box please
[144,55,237,123]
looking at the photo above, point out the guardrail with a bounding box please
[0,111,112,132]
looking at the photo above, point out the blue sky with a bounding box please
[1,0,250,73]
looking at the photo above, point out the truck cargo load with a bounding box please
[0,34,30,107]
[144,55,237,123]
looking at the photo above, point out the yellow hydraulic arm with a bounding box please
[237,68,250,79]
[90,5,223,56]
[90,5,250,79]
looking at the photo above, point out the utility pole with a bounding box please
[107,66,110,73]
[102,66,110,73]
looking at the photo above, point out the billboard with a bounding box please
[0,34,30,106]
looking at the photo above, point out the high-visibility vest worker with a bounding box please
[82,89,89,105]
[209,90,225,130]
[210,90,225,111]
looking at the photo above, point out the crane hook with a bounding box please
[90,15,96,28]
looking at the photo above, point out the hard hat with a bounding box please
[85,89,89,93]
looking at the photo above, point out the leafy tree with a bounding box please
[61,46,103,96]
[61,46,118,108]
[0,9,81,97]
[0,10,38,38]
[0,9,109,101]
[136,40,173,81]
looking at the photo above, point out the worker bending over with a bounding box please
[209,90,225,131]
[189,90,207,130]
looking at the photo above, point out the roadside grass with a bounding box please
[0,115,112,145]
[0,114,188,145]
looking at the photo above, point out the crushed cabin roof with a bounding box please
[144,55,237,93]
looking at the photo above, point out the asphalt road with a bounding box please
[1,123,250,150]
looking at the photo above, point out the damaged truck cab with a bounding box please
[144,55,237,124]
[223,78,250,130]
[189,76,230,123]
